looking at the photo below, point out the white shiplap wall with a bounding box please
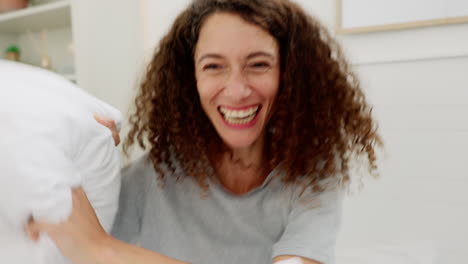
[295,1,468,263]
[337,57,468,264]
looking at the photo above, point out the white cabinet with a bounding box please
[0,1,71,33]
[0,0,75,81]
[0,0,145,113]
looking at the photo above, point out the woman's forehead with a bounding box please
[195,13,278,59]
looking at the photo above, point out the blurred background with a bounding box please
[1,0,467,263]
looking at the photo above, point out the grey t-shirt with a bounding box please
[111,154,343,264]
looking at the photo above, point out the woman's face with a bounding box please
[194,12,280,149]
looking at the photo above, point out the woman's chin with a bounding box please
[213,118,266,150]
[220,135,259,150]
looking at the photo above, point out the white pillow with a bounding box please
[0,60,122,264]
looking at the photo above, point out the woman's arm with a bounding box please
[94,236,189,264]
[27,188,321,264]
[27,188,325,264]
[27,188,188,264]
[274,255,320,264]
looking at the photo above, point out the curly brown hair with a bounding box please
[124,0,382,193]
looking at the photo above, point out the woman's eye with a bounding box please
[249,62,270,70]
[253,62,269,67]
[203,64,222,71]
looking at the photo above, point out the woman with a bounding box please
[27,0,381,263]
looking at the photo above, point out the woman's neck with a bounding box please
[213,135,270,195]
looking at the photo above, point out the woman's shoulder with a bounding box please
[111,153,155,242]
[122,153,153,175]
[120,153,157,193]
[121,152,183,191]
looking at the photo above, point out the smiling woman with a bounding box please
[27,1,382,264]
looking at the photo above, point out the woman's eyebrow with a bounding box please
[197,54,223,64]
[197,51,276,64]
[246,51,276,60]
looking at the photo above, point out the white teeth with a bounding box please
[224,114,256,125]
[219,106,259,119]
[219,105,259,125]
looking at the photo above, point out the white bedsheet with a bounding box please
[336,240,437,264]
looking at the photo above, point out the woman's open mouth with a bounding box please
[218,105,261,126]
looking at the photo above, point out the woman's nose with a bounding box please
[223,68,252,101]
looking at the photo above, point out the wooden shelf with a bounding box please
[0,1,71,34]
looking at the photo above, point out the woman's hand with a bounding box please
[94,114,120,146]
[26,188,189,264]
[26,188,111,264]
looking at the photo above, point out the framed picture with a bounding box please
[336,0,468,34]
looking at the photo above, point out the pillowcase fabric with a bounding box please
[0,60,122,264]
